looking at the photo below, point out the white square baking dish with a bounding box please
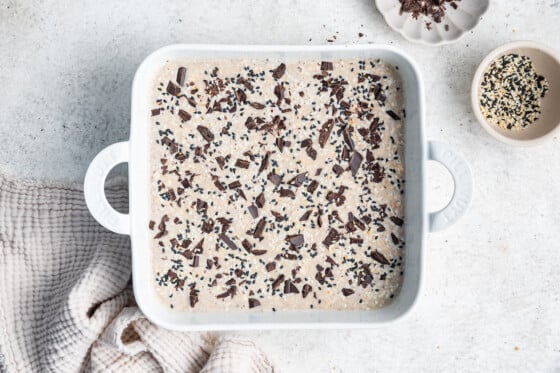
[84,44,473,331]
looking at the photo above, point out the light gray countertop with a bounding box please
[1,0,559,371]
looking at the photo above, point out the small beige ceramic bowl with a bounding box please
[471,41,560,146]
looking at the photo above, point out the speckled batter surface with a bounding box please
[149,58,405,312]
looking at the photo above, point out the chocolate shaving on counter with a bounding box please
[219,233,239,251]
[197,125,214,142]
[272,63,286,79]
[258,151,270,174]
[176,67,187,86]
[265,262,276,272]
[248,205,259,218]
[253,218,266,239]
[166,81,181,96]
[178,109,191,122]
[371,250,390,265]
[235,159,250,169]
[248,298,261,308]
[350,151,363,177]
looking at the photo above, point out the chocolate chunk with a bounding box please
[275,137,285,152]
[279,188,295,198]
[272,63,286,79]
[268,173,282,187]
[301,138,313,148]
[215,156,225,169]
[300,210,312,221]
[248,205,259,219]
[245,116,257,130]
[315,168,322,176]
[206,259,213,269]
[307,180,318,194]
[332,164,344,176]
[217,217,232,233]
[350,151,363,177]
[325,268,334,278]
[182,239,192,248]
[258,151,270,174]
[166,81,181,96]
[341,146,350,161]
[197,125,214,142]
[186,97,197,107]
[265,262,276,272]
[288,172,307,187]
[192,255,199,268]
[342,288,354,296]
[315,272,325,285]
[149,220,155,230]
[286,234,305,248]
[201,219,214,233]
[321,61,334,70]
[371,250,390,265]
[178,109,191,122]
[272,274,285,290]
[273,84,285,105]
[255,192,265,208]
[271,211,286,222]
[235,159,250,169]
[228,180,242,189]
[318,119,334,148]
[343,127,355,150]
[189,287,198,307]
[194,239,204,254]
[219,233,239,251]
[242,239,252,253]
[196,198,208,212]
[235,88,247,103]
[323,228,341,246]
[253,218,266,239]
[250,102,266,110]
[252,249,267,256]
[372,163,385,183]
[306,146,317,160]
[214,179,225,192]
[151,108,161,116]
[284,280,299,294]
[390,216,404,226]
[302,284,312,298]
[248,298,261,309]
[391,233,400,245]
[349,237,364,244]
[386,110,401,120]
[176,67,187,86]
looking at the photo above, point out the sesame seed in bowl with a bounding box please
[471,41,560,146]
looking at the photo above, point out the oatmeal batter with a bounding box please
[149,58,406,312]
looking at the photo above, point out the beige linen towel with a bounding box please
[0,175,274,372]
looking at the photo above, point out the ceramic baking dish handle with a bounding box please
[428,141,473,232]
[84,141,130,235]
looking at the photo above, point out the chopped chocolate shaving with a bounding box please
[307,180,318,194]
[255,192,265,208]
[321,61,334,71]
[166,81,181,96]
[193,239,204,254]
[306,146,317,160]
[248,298,261,308]
[332,164,344,176]
[241,239,252,253]
[253,218,266,239]
[323,228,341,246]
[272,274,285,290]
[288,172,307,187]
[279,188,295,198]
[386,110,401,120]
[248,205,259,218]
[192,255,199,267]
[268,173,282,186]
[265,262,276,272]
[301,138,313,148]
[250,102,266,110]
[151,108,161,116]
[235,159,250,169]
[219,233,239,251]
[196,199,208,212]
[197,125,214,142]
[318,119,334,148]
[258,151,270,174]
[228,180,241,189]
[286,234,305,248]
[235,88,247,103]
[342,288,354,296]
[371,250,390,265]
[302,284,312,298]
[178,109,191,122]
[189,287,198,307]
[201,219,214,233]
[271,211,286,222]
[176,67,187,86]
[149,220,155,230]
[284,280,299,294]
[390,216,404,226]
[342,127,355,150]
[252,249,267,256]
[272,63,286,79]
[300,210,312,221]
[215,156,225,169]
[391,233,400,245]
[350,151,363,177]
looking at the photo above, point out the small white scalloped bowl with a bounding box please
[376,0,489,46]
